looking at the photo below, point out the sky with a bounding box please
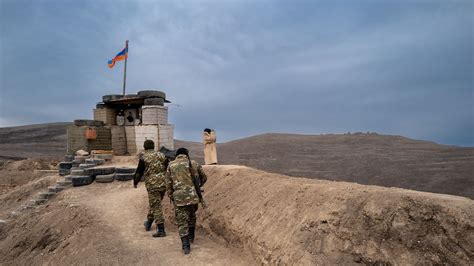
[0,0,472,146]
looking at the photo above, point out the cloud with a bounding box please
[0,0,472,146]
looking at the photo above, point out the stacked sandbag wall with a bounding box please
[67,126,88,155]
[87,127,112,151]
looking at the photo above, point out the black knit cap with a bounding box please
[144,140,155,150]
[204,128,211,133]
[176,147,189,156]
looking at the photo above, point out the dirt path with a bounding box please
[64,182,254,265]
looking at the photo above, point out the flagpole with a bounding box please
[122,40,129,96]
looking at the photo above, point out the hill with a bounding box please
[0,123,70,160]
[1,124,473,198]
[180,133,474,199]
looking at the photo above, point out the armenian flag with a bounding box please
[108,46,128,68]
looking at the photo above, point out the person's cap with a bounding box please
[176,147,189,156]
[144,139,155,150]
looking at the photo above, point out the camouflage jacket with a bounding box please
[165,154,207,206]
[134,150,168,191]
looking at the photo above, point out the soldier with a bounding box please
[134,140,168,237]
[165,148,207,254]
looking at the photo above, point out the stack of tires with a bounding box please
[67,165,136,187]
[114,167,136,181]
[101,90,167,106]
[58,162,73,176]
[138,90,166,106]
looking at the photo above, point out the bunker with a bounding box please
[67,90,174,155]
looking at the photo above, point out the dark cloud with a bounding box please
[1,0,472,146]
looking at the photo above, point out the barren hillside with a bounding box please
[179,133,474,199]
[1,124,473,198]
[0,123,70,160]
[0,162,472,265]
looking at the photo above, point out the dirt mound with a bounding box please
[0,195,129,265]
[0,159,58,171]
[200,165,474,265]
[0,159,58,196]
[0,163,472,264]
[0,179,254,265]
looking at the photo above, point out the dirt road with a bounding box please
[63,182,253,265]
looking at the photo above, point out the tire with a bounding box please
[115,173,134,181]
[74,120,104,127]
[83,167,115,177]
[96,103,107,109]
[71,176,93,187]
[85,158,105,165]
[79,163,96,169]
[137,90,166,99]
[144,97,165,106]
[59,169,71,176]
[64,155,75,162]
[71,169,85,175]
[58,162,73,170]
[102,94,123,102]
[115,167,135,174]
[96,174,115,183]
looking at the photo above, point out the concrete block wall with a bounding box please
[142,106,168,125]
[67,126,87,154]
[110,126,127,155]
[134,125,159,153]
[88,127,112,151]
[158,124,174,150]
[93,108,116,125]
[125,126,137,154]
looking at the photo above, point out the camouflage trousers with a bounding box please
[146,188,166,224]
[175,204,198,237]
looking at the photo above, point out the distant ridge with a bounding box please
[1,123,473,198]
[182,133,474,199]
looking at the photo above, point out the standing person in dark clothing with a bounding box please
[134,140,168,237]
[165,148,207,255]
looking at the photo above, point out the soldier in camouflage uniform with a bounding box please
[165,148,207,254]
[134,140,168,237]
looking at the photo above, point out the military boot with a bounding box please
[181,235,191,255]
[152,223,166,237]
[188,226,196,243]
[144,219,153,231]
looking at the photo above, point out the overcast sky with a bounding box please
[0,0,472,146]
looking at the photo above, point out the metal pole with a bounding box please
[123,40,129,96]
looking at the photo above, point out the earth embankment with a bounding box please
[0,163,473,264]
[200,165,474,265]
